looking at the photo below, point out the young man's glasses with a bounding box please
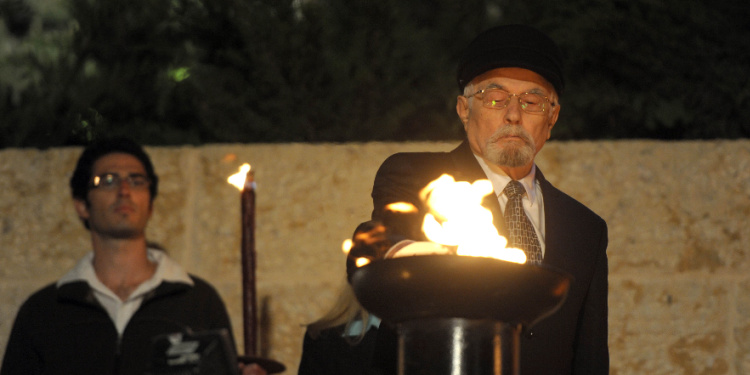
[89,173,151,191]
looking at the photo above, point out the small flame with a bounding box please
[227,163,252,191]
[342,239,353,254]
[385,202,418,213]
[355,257,371,267]
[420,174,526,264]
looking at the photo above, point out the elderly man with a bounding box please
[312,24,608,375]
[1,138,266,375]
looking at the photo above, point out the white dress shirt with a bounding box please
[474,155,546,256]
[57,248,194,336]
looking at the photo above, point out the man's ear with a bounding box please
[74,198,90,222]
[456,95,470,130]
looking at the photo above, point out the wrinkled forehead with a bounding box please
[470,67,556,96]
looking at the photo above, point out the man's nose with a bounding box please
[504,96,523,124]
[117,179,132,195]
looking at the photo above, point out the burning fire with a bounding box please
[228,163,253,190]
[348,174,526,265]
[419,174,526,263]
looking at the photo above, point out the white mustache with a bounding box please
[488,126,534,147]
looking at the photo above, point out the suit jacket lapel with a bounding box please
[535,169,561,266]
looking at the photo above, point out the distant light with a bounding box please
[169,67,190,82]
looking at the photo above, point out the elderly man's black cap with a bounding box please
[456,24,565,96]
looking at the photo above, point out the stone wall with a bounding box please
[1,140,749,374]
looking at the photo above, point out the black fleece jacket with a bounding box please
[0,276,234,375]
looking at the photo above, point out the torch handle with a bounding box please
[241,186,257,356]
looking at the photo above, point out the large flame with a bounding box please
[345,174,527,266]
[227,163,252,190]
[419,174,526,264]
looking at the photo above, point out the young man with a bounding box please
[1,138,265,375]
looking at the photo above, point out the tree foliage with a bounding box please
[0,0,748,148]
[534,0,750,139]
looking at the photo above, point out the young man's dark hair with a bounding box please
[69,137,159,203]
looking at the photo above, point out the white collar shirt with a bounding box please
[57,248,194,336]
[474,155,546,256]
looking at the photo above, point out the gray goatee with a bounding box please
[484,126,535,167]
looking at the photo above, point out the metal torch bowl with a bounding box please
[351,255,572,327]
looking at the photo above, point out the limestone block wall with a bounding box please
[1,140,748,374]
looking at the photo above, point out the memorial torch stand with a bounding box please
[351,255,571,375]
[237,168,285,374]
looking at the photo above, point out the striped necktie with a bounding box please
[503,180,543,263]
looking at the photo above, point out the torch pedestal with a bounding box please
[351,255,572,375]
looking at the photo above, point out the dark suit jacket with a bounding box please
[367,140,609,375]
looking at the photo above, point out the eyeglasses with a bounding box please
[90,173,151,190]
[466,87,554,114]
